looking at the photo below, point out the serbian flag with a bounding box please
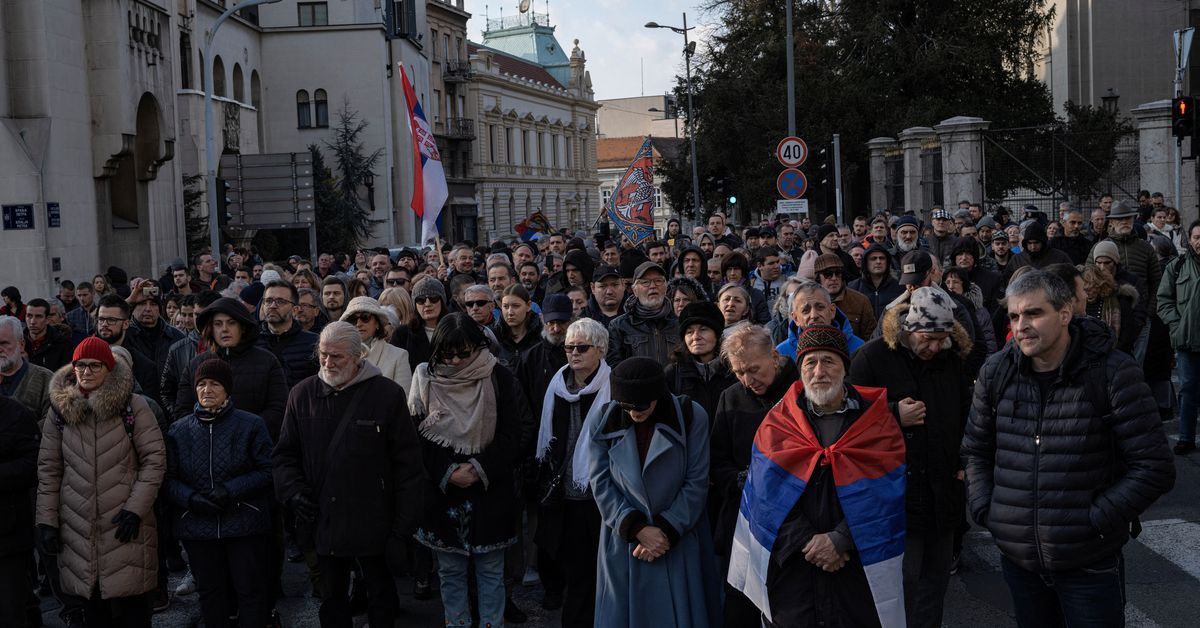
[400,65,448,245]
[606,137,656,245]
[727,383,907,626]
[515,211,552,241]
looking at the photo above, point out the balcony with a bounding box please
[442,117,476,141]
[442,61,473,83]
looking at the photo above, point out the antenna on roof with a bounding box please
[546,0,551,24]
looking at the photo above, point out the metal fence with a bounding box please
[982,125,1140,221]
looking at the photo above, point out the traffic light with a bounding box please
[216,178,233,226]
[728,195,737,205]
[1172,96,1195,141]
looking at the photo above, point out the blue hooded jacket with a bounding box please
[776,307,865,362]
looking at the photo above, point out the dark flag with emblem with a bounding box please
[605,136,656,245]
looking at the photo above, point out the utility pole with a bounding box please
[1174,28,1194,212]
[832,134,843,224]
[786,0,795,137]
[646,15,702,220]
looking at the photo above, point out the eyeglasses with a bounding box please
[464,299,492,309]
[564,344,594,354]
[349,313,376,324]
[386,278,409,287]
[262,297,294,307]
[619,401,651,412]
[72,361,105,374]
[635,278,666,288]
[97,316,126,325]
[817,269,844,279]
[414,296,442,305]
[297,302,318,310]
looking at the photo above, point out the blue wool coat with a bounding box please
[587,396,722,628]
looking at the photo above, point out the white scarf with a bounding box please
[536,361,611,490]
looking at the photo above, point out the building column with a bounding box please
[1132,99,1197,223]
[898,126,936,215]
[934,116,990,208]
[866,137,897,212]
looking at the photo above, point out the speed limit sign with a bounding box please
[775,136,808,168]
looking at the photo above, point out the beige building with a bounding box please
[597,94,682,140]
[1034,0,1193,117]
[467,11,600,242]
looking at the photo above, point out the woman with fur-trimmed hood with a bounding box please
[36,337,165,626]
[847,287,972,628]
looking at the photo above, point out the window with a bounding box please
[654,187,663,209]
[314,89,329,128]
[212,55,226,97]
[538,132,545,165]
[552,134,559,167]
[296,90,311,128]
[431,29,438,59]
[232,63,244,102]
[505,127,514,163]
[602,188,612,207]
[489,125,497,163]
[433,89,441,120]
[179,33,192,90]
[298,2,328,27]
[565,136,572,168]
[443,34,450,62]
[522,130,530,165]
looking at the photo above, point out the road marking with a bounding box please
[1134,520,1200,582]
[1126,604,1162,628]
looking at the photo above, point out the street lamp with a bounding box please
[646,14,702,218]
[204,0,282,259]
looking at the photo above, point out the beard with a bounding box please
[319,364,356,388]
[804,379,845,407]
[541,327,566,346]
[0,352,18,374]
[897,238,917,253]
[97,328,123,344]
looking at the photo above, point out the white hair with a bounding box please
[463,284,495,302]
[0,316,24,345]
[565,317,608,348]
[319,321,365,358]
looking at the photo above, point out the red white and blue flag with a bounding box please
[727,384,907,626]
[606,137,657,245]
[400,65,448,245]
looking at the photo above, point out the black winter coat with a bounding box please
[664,355,738,422]
[1050,233,1094,266]
[273,366,425,556]
[26,325,75,373]
[414,365,530,555]
[0,397,38,556]
[177,342,288,440]
[848,307,972,533]
[164,406,274,540]
[605,309,680,366]
[515,339,568,418]
[125,319,185,403]
[257,321,319,390]
[391,324,433,372]
[159,331,200,419]
[962,317,1176,572]
[533,372,603,557]
[710,360,798,558]
[847,243,904,321]
[492,316,543,373]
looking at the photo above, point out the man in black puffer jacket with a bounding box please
[175,298,289,440]
[258,281,319,390]
[962,270,1174,627]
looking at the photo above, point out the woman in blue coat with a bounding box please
[587,357,721,628]
[164,358,274,628]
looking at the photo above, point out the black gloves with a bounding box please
[289,493,319,524]
[38,525,60,555]
[206,485,231,511]
[111,510,141,543]
[189,492,224,516]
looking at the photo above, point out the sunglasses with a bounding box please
[386,278,409,286]
[817,269,844,279]
[619,401,652,412]
[564,344,594,354]
[349,313,376,324]
[464,299,492,309]
[440,348,475,361]
[414,296,441,305]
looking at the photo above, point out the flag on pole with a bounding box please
[400,64,448,245]
[515,211,553,241]
[605,137,656,245]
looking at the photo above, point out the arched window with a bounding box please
[296,90,311,128]
[232,63,244,102]
[212,55,226,97]
[314,89,329,128]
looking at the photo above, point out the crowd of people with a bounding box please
[0,190,1188,627]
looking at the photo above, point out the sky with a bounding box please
[466,0,713,101]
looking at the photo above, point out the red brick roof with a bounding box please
[596,137,685,169]
[468,42,563,88]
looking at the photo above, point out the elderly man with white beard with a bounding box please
[273,321,425,628]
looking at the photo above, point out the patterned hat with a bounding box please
[903,287,956,333]
[794,325,850,368]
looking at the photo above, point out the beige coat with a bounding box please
[365,337,413,395]
[36,362,165,599]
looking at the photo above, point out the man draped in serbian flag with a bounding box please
[727,325,907,627]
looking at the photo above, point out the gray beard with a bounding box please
[0,354,18,374]
[541,328,566,346]
[897,239,917,253]
[804,381,844,407]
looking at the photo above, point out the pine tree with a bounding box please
[182,173,208,260]
[312,101,382,253]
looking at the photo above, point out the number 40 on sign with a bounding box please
[775,136,808,168]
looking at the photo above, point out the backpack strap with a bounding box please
[677,394,694,430]
[985,350,1018,413]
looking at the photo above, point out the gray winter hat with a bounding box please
[903,287,956,333]
[411,276,447,302]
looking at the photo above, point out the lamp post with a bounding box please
[203,0,281,259]
[646,14,701,218]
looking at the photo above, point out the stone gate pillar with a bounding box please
[934,116,990,208]
[1132,100,1198,223]
[866,137,897,213]
[899,126,936,215]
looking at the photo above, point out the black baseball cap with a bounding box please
[593,265,621,281]
[898,251,932,286]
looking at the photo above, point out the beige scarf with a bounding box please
[410,349,498,455]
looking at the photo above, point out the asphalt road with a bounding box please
[42,416,1200,627]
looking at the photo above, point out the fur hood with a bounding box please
[48,360,135,426]
[881,302,973,359]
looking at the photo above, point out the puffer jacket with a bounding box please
[26,324,76,372]
[605,307,681,366]
[493,315,543,373]
[176,299,288,439]
[0,396,38,557]
[961,317,1175,572]
[125,319,185,403]
[164,405,273,541]
[776,308,865,362]
[1157,251,1200,352]
[847,243,904,321]
[257,320,319,390]
[36,362,166,599]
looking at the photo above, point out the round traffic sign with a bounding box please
[777,168,807,199]
[776,136,808,168]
